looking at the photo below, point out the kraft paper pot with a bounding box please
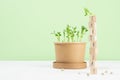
[53,42,87,69]
[54,42,86,62]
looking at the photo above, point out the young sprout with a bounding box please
[66,25,71,42]
[56,32,61,42]
[70,27,77,42]
[80,26,88,41]
[51,31,61,42]
[84,8,93,16]
[51,25,88,42]
[76,31,80,42]
[63,29,66,42]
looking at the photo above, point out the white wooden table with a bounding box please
[0,61,120,80]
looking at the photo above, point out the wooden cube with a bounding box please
[89,28,96,35]
[89,29,93,35]
[90,41,97,48]
[89,35,97,41]
[90,67,97,74]
[89,53,97,61]
[90,47,97,54]
[92,28,96,34]
[89,21,96,28]
[89,47,97,60]
[89,16,96,22]
[89,60,96,67]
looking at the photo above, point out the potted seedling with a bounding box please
[51,25,88,69]
[51,8,93,69]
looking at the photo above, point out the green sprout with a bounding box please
[80,26,88,41]
[70,27,77,42]
[84,8,93,16]
[63,29,66,42]
[51,31,61,42]
[51,8,90,42]
[66,25,71,42]
[51,25,88,42]
[76,30,80,42]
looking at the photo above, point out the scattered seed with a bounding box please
[101,73,104,75]
[104,70,108,73]
[78,72,80,75]
[110,72,113,74]
[87,73,90,76]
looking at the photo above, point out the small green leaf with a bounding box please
[84,8,93,16]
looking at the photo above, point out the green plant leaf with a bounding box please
[84,8,93,16]
[51,25,88,42]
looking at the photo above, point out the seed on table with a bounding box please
[78,72,80,75]
[86,73,90,76]
[101,73,104,75]
[110,72,113,74]
[104,70,108,73]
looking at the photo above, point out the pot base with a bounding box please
[53,62,87,69]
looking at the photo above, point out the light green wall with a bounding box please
[0,0,120,60]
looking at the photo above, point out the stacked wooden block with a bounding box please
[89,16,97,74]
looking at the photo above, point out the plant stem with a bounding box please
[58,36,60,42]
[71,37,74,42]
[67,37,70,42]
[63,30,65,42]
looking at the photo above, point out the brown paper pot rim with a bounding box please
[55,42,86,45]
